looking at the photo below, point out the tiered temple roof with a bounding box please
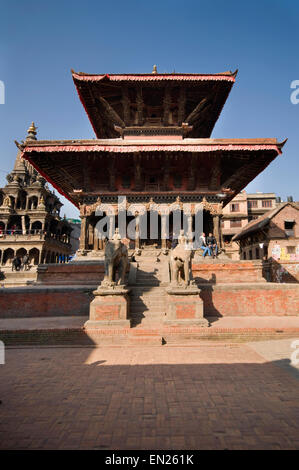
[18,68,286,210]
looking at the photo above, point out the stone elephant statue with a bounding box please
[169,231,193,287]
[102,230,129,287]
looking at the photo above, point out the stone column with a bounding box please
[161,214,168,250]
[79,216,87,250]
[219,214,224,249]
[213,214,220,247]
[187,214,193,244]
[135,214,140,250]
[21,215,26,234]
[108,215,115,239]
[93,225,98,251]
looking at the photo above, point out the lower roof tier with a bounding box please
[20,138,285,208]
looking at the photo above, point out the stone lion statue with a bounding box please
[169,230,193,287]
[101,229,129,287]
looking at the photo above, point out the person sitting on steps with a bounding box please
[199,232,211,257]
[207,232,218,258]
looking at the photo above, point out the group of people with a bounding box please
[199,232,218,258]
[11,254,30,271]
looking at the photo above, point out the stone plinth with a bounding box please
[85,286,130,329]
[164,286,209,327]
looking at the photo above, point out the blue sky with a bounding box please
[0,0,298,218]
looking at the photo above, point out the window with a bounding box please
[230,219,242,228]
[122,175,131,188]
[262,200,272,208]
[248,200,258,208]
[243,252,246,260]
[173,175,182,188]
[285,221,295,237]
[249,250,253,260]
[230,203,239,212]
[287,246,295,254]
[255,248,260,259]
[263,246,268,259]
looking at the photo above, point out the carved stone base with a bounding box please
[84,286,130,329]
[164,286,209,327]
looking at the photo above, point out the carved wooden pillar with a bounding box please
[137,87,144,125]
[178,87,186,125]
[79,216,87,250]
[122,86,130,125]
[163,88,171,125]
[187,154,196,190]
[163,156,170,191]
[210,156,221,190]
[134,154,142,190]
[108,157,116,191]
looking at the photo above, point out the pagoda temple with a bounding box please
[0,123,73,269]
[18,67,286,255]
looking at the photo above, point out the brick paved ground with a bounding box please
[0,342,298,450]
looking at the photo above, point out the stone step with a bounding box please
[136,280,164,285]
[130,301,167,306]
[131,289,166,295]
[130,309,166,316]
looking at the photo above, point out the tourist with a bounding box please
[199,232,211,257]
[22,254,30,271]
[207,232,218,258]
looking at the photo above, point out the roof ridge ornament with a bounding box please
[26,122,37,142]
[152,65,158,74]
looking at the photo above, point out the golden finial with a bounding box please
[27,122,37,133]
[152,65,158,74]
[26,122,37,141]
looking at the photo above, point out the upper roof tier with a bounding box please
[72,69,237,139]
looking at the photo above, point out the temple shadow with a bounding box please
[1,351,298,450]
[129,263,163,327]
[194,273,222,324]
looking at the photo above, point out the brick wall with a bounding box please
[192,260,266,283]
[37,263,105,285]
[0,287,91,318]
[0,283,298,319]
[199,283,299,316]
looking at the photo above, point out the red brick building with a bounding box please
[233,202,299,282]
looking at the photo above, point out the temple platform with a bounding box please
[0,251,298,343]
[0,315,299,346]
